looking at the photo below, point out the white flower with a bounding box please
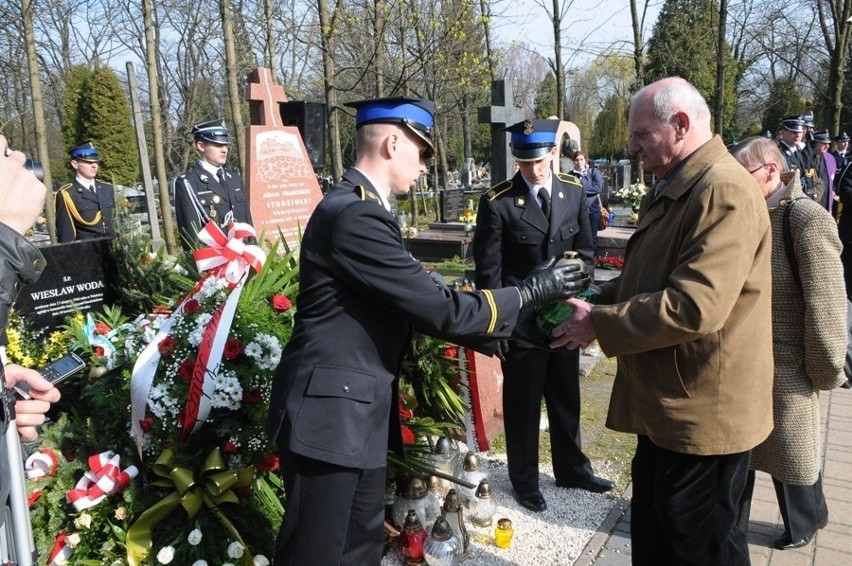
[66,533,82,547]
[156,546,175,564]
[187,528,203,545]
[254,555,270,566]
[74,513,93,529]
[227,541,245,559]
[191,561,208,566]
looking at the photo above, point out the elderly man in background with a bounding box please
[551,77,774,565]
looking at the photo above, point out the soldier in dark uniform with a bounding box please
[778,115,815,198]
[54,142,117,243]
[266,98,588,565]
[473,119,614,515]
[833,132,849,169]
[172,119,253,250]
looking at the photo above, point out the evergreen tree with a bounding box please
[62,65,139,185]
[761,78,805,136]
[645,0,739,134]
[533,73,559,118]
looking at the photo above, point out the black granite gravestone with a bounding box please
[14,239,117,331]
[439,188,466,223]
[478,80,525,184]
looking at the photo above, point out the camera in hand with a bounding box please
[14,353,85,399]
[25,156,44,182]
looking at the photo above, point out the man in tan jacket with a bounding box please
[552,77,774,565]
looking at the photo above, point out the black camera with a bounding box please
[24,156,44,182]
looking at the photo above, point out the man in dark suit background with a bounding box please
[473,119,614,514]
[172,119,253,249]
[265,98,589,565]
[54,142,116,242]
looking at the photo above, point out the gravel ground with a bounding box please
[381,453,620,566]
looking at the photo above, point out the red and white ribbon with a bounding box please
[66,451,138,511]
[48,531,72,565]
[193,221,265,287]
[25,448,59,479]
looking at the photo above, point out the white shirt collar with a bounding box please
[76,176,95,189]
[525,173,553,201]
[353,167,392,212]
[198,160,221,177]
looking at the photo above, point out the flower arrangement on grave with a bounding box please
[13,219,473,565]
[20,222,297,565]
[613,181,648,214]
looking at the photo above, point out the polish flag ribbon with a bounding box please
[66,451,138,511]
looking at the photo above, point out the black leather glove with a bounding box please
[516,257,590,308]
[495,339,510,361]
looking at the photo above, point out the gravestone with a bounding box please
[439,188,466,223]
[245,67,324,247]
[478,80,525,184]
[13,239,117,331]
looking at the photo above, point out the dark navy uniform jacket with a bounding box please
[266,168,521,469]
[172,162,253,249]
[55,179,116,243]
[474,171,595,296]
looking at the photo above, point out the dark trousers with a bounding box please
[589,208,601,257]
[738,470,828,541]
[631,435,751,566]
[274,451,386,566]
[502,346,592,494]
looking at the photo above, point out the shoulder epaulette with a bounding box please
[57,183,72,193]
[485,180,514,201]
[354,184,383,205]
[557,172,583,188]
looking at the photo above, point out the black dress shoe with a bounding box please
[555,475,615,493]
[772,534,811,550]
[511,488,547,512]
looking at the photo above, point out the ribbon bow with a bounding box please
[193,221,266,286]
[25,448,59,480]
[125,448,254,566]
[66,451,138,511]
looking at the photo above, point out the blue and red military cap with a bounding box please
[192,119,231,145]
[69,142,100,162]
[345,96,435,158]
[506,119,560,161]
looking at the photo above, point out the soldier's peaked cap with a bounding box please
[812,130,832,144]
[781,116,805,133]
[506,119,560,161]
[69,142,100,162]
[835,132,850,142]
[345,96,435,158]
[192,119,231,145]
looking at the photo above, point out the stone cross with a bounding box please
[248,67,287,127]
[477,80,525,184]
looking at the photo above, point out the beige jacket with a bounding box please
[593,136,775,455]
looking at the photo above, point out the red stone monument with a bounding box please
[245,67,324,247]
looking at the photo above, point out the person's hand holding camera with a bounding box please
[515,257,589,308]
[4,364,61,442]
[0,134,46,236]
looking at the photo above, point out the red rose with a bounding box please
[139,416,155,433]
[401,425,416,445]
[398,402,414,420]
[443,346,459,360]
[183,299,201,313]
[94,321,111,335]
[258,455,280,473]
[223,338,243,360]
[272,294,292,312]
[221,440,238,455]
[243,388,262,404]
[94,346,105,357]
[178,358,196,381]
[158,336,177,357]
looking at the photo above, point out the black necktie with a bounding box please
[217,168,226,186]
[538,187,550,220]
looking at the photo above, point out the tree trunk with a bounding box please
[825,1,852,133]
[23,0,55,241]
[263,0,277,83]
[714,0,728,136]
[552,0,565,119]
[479,0,496,80]
[374,0,385,96]
[318,0,343,179]
[221,0,246,175]
[143,0,177,253]
[630,0,646,182]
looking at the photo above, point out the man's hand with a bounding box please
[549,298,597,351]
[495,339,510,362]
[516,257,589,308]
[5,364,61,442]
[0,134,47,235]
